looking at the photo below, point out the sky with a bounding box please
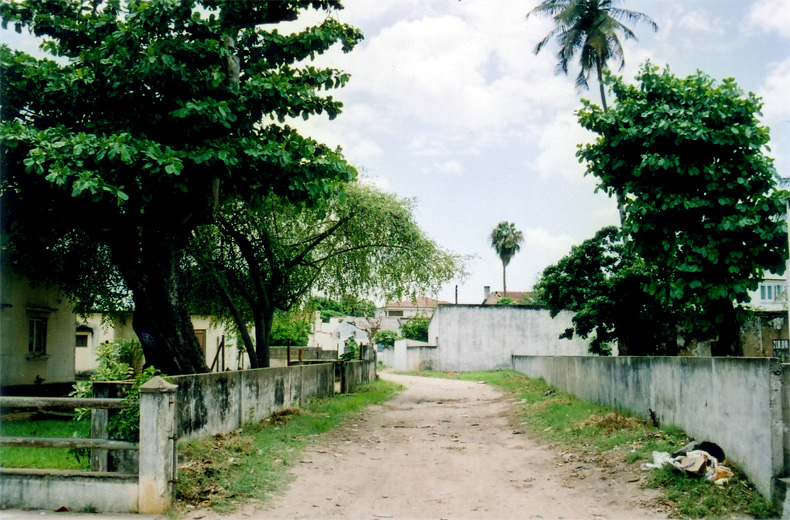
[287,0,790,304]
[2,0,789,306]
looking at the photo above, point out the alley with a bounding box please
[201,372,666,520]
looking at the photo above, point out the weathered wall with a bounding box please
[390,339,438,372]
[74,314,135,375]
[512,355,785,500]
[428,305,589,372]
[74,314,242,374]
[171,364,335,441]
[268,347,338,367]
[0,472,139,513]
[341,360,377,393]
[0,272,76,387]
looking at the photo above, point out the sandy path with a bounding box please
[190,372,667,520]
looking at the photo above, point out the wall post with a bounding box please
[138,376,177,514]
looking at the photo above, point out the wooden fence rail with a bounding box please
[0,436,137,451]
[0,396,132,409]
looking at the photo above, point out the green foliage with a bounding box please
[413,370,775,519]
[307,295,377,322]
[71,338,145,420]
[339,337,359,362]
[526,0,657,110]
[270,312,310,347]
[0,0,363,373]
[109,366,166,442]
[182,183,463,367]
[0,417,90,470]
[535,227,679,355]
[489,221,523,296]
[373,330,399,349]
[176,378,401,513]
[578,64,788,355]
[495,297,515,306]
[399,317,430,342]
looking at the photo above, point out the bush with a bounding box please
[399,317,430,342]
[373,330,399,349]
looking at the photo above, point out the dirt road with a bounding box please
[191,372,667,520]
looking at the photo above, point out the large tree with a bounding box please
[535,226,679,356]
[577,64,788,356]
[489,221,523,298]
[526,0,657,112]
[182,183,463,368]
[0,0,361,373]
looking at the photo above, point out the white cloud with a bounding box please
[533,112,596,183]
[677,9,725,35]
[436,160,464,176]
[759,58,790,121]
[747,0,790,39]
[358,173,393,193]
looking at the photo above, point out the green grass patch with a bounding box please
[403,370,776,519]
[0,413,91,470]
[175,379,401,514]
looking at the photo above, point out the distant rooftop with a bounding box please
[385,297,450,309]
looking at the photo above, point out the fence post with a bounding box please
[138,376,177,514]
[91,383,110,472]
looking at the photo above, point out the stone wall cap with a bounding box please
[139,376,177,393]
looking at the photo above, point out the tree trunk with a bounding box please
[116,227,207,375]
[254,306,272,368]
[214,274,258,369]
[710,300,743,357]
[596,60,628,227]
[596,60,608,113]
[502,260,507,298]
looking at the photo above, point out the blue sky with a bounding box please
[291,0,790,304]
[3,0,789,305]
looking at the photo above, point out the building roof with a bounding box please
[385,296,450,309]
[482,290,533,305]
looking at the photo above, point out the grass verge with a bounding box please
[404,370,776,519]
[175,379,401,514]
[0,413,90,470]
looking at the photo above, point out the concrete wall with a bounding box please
[0,272,76,386]
[428,305,589,372]
[268,347,338,367]
[74,314,135,374]
[341,360,377,393]
[171,363,335,441]
[390,339,438,372]
[0,472,139,513]
[512,355,784,500]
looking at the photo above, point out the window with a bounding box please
[75,333,89,348]
[29,316,47,355]
[388,310,404,317]
[773,340,789,363]
[760,282,787,302]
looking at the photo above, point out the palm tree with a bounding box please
[526,0,657,112]
[490,222,524,298]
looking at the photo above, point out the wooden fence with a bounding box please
[0,377,177,513]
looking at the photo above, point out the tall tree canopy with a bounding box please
[182,183,464,368]
[489,221,523,297]
[527,0,657,111]
[577,64,787,355]
[0,0,361,373]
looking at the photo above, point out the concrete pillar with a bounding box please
[138,376,177,514]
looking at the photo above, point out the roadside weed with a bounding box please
[407,370,776,519]
[175,379,401,514]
